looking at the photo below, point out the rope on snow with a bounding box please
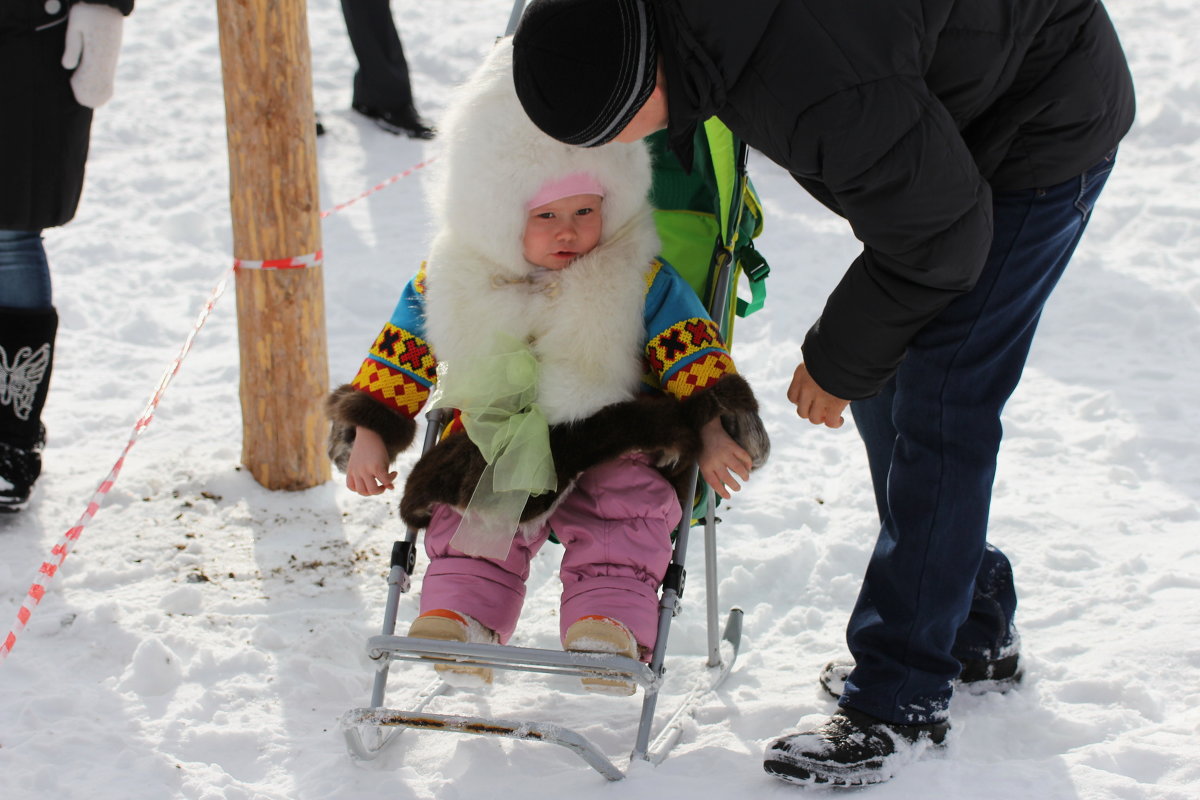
[1,157,432,664]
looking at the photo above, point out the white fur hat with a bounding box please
[426,38,654,277]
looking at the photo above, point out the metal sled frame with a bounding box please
[340,244,747,779]
[340,522,744,780]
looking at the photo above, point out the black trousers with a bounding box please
[843,152,1117,725]
[340,0,416,112]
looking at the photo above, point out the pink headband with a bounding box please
[526,171,606,210]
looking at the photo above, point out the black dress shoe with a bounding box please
[351,102,435,140]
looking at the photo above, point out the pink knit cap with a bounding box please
[526,171,606,210]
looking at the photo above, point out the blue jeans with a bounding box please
[843,151,1117,725]
[0,229,53,309]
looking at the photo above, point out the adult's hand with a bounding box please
[787,362,849,429]
[62,3,125,109]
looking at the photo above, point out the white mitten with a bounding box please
[61,3,125,109]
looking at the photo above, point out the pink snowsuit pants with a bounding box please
[419,453,680,655]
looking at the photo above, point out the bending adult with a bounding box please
[511,0,1134,786]
[0,0,133,512]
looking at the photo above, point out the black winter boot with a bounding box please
[0,425,45,512]
[0,306,57,512]
[764,707,949,787]
[818,646,1024,700]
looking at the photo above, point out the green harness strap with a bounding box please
[648,120,769,345]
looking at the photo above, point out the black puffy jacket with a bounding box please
[650,0,1135,399]
[0,0,135,231]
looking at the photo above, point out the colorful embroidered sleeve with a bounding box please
[348,265,438,419]
[642,258,738,400]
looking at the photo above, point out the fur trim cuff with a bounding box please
[680,374,770,469]
[400,431,486,528]
[325,385,417,471]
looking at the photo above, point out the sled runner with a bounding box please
[339,22,769,776]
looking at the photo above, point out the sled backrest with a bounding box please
[647,119,770,341]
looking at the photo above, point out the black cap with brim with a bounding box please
[513,0,657,147]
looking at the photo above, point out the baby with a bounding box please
[327,39,768,692]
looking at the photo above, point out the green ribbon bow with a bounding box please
[429,338,556,558]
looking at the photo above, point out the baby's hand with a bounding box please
[699,417,753,500]
[345,426,398,496]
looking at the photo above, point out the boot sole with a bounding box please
[764,732,947,787]
[764,758,888,787]
[408,616,493,685]
[563,617,638,696]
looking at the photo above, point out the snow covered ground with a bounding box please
[2,1,1198,798]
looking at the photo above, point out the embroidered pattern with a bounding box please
[663,351,737,400]
[0,344,51,421]
[349,317,437,417]
[646,317,724,377]
[369,323,437,384]
[351,359,430,418]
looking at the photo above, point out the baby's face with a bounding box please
[522,194,604,270]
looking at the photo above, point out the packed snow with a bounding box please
[1,1,1197,798]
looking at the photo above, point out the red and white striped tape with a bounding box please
[233,250,324,270]
[319,159,432,219]
[1,271,230,662]
[1,157,431,664]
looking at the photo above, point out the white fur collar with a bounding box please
[424,212,659,424]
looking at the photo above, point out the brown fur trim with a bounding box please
[399,393,703,528]
[549,393,701,481]
[325,384,417,471]
[399,431,486,528]
[680,373,770,468]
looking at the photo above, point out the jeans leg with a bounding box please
[853,395,1018,663]
[849,380,897,522]
[842,153,1116,724]
[0,230,53,309]
[0,230,56,448]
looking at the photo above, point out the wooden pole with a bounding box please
[216,0,330,490]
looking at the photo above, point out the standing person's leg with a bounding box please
[848,385,1020,689]
[339,0,433,138]
[0,230,56,511]
[553,453,678,657]
[0,230,53,308]
[847,380,895,518]
[766,151,1117,785]
[842,152,1116,726]
[341,0,414,111]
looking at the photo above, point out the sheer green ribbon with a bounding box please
[428,340,556,558]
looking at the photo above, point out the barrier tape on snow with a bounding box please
[319,159,432,219]
[1,158,430,664]
[0,271,231,663]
